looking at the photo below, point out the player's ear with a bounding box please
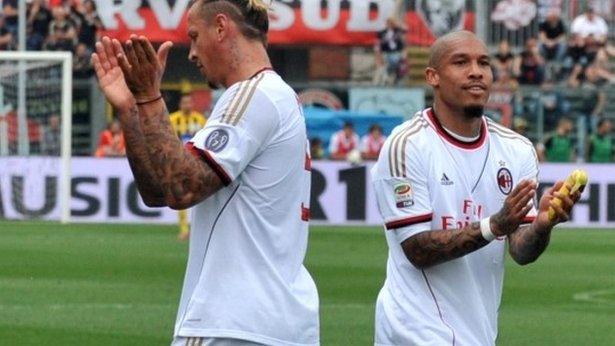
[425,67,439,87]
[214,13,228,41]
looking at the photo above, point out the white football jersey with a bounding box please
[371,108,538,346]
[178,70,319,345]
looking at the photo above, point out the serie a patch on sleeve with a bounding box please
[394,182,414,208]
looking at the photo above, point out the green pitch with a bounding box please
[0,222,614,345]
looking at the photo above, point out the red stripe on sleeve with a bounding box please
[522,216,536,224]
[385,213,433,230]
[185,142,233,186]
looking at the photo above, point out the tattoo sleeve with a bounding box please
[400,222,489,268]
[117,106,166,207]
[137,100,224,210]
[507,224,551,265]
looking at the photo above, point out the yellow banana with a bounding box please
[548,169,588,221]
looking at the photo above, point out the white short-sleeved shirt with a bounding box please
[178,70,319,346]
[570,14,609,38]
[329,130,360,155]
[371,108,538,346]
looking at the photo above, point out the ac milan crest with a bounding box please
[497,168,513,195]
[416,0,466,38]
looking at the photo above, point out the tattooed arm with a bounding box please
[401,223,489,268]
[96,36,224,209]
[136,100,224,210]
[507,181,581,265]
[117,105,166,207]
[402,179,538,269]
[91,37,165,206]
[507,224,550,265]
[92,36,222,209]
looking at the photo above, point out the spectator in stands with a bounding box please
[41,114,61,156]
[169,94,207,144]
[488,67,521,126]
[361,124,386,160]
[514,38,546,85]
[538,8,567,63]
[95,119,125,157]
[45,6,77,52]
[329,121,359,160]
[0,15,14,50]
[310,137,324,160]
[77,0,102,51]
[73,42,94,78]
[585,46,615,85]
[373,17,407,86]
[61,0,84,31]
[168,93,207,241]
[570,4,608,44]
[564,33,590,86]
[27,0,52,51]
[513,117,529,137]
[540,78,570,131]
[2,0,18,38]
[493,39,515,81]
[579,82,607,133]
[587,118,614,162]
[536,117,575,162]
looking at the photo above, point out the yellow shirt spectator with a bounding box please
[169,94,207,144]
[168,94,207,241]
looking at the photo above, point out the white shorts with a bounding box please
[171,336,264,346]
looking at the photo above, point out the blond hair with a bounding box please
[247,0,270,12]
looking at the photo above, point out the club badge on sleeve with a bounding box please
[394,183,414,208]
[205,129,229,153]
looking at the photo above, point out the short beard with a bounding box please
[463,105,484,118]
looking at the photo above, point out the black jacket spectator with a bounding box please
[27,0,53,50]
[45,6,77,52]
[538,10,566,61]
[78,0,102,50]
[2,0,18,36]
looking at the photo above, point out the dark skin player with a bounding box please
[401,31,582,268]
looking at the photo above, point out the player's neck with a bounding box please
[432,101,482,138]
[223,41,272,87]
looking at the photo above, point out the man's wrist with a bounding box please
[116,99,138,117]
[481,217,497,241]
[136,95,163,106]
[531,221,552,235]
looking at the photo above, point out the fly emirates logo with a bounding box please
[441,199,484,230]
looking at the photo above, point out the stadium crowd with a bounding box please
[2,1,613,163]
[489,5,615,163]
[0,0,101,78]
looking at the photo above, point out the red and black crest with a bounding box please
[497,168,513,195]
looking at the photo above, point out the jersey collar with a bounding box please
[425,108,488,150]
[249,67,275,79]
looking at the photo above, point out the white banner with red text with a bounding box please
[1,157,613,228]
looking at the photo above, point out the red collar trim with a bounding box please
[249,67,274,79]
[425,108,487,150]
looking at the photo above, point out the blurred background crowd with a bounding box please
[1,0,614,163]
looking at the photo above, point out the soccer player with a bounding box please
[371,31,583,345]
[90,0,319,345]
[169,94,207,241]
